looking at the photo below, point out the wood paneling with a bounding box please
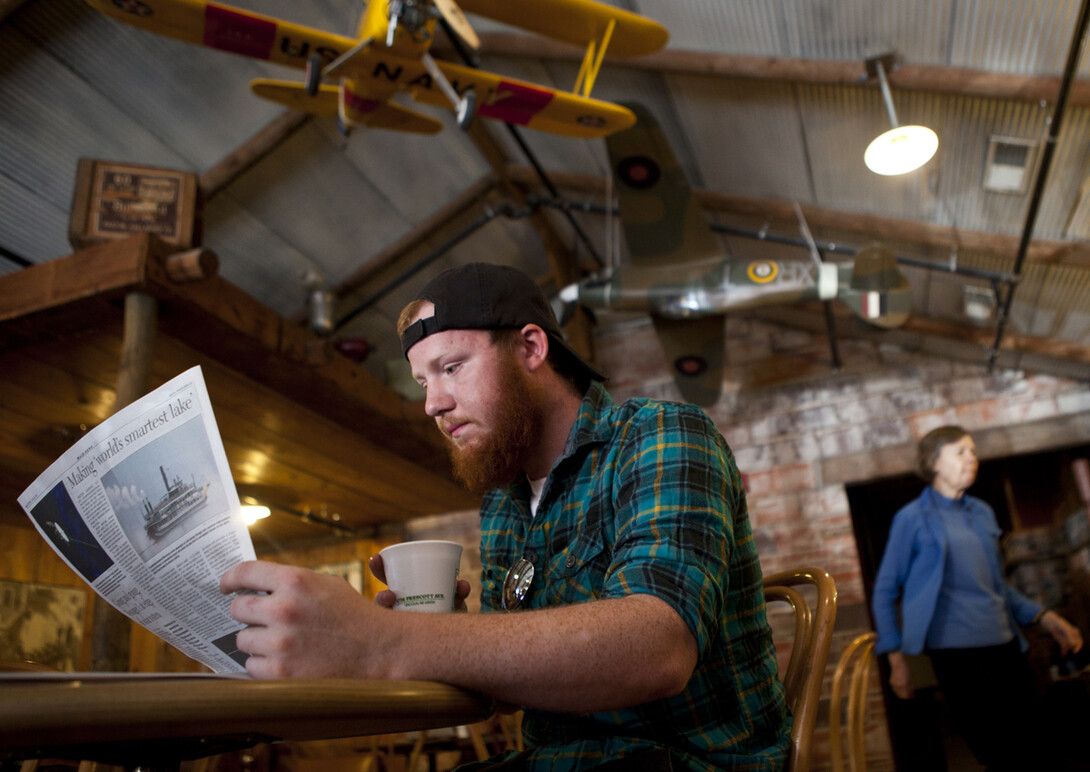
[0,235,477,554]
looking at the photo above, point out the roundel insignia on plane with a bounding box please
[747,261,779,283]
[674,355,707,377]
[617,155,660,189]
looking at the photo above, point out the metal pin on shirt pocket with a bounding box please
[502,557,535,611]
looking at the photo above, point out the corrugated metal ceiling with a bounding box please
[3,0,1090,388]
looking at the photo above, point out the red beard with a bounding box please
[446,355,542,494]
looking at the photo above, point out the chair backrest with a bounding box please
[763,566,838,772]
[829,632,877,772]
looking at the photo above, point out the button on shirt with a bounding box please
[477,383,790,771]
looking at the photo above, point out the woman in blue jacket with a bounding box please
[872,425,1082,770]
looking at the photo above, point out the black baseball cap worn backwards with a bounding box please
[400,262,606,383]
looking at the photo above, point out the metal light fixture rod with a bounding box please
[874,58,899,128]
[987,0,1090,371]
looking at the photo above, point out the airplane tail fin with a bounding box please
[837,243,912,329]
[249,79,443,134]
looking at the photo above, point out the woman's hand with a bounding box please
[887,651,914,700]
[1040,610,1084,656]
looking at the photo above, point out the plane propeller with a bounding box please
[431,0,480,51]
[385,0,479,127]
[306,0,480,130]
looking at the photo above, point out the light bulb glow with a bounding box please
[241,504,271,525]
[864,125,939,175]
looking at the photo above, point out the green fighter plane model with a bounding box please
[560,102,912,405]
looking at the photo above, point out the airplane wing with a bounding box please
[458,0,668,56]
[249,80,340,117]
[84,0,357,71]
[604,102,727,405]
[605,102,723,268]
[651,315,727,407]
[250,80,444,134]
[406,59,636,138]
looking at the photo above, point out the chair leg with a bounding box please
[466,721,491,762]
[846,638,876,772]
[406,730,428,772]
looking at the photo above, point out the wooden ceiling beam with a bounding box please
[200,109,311,201]
[327,172,499,303]
[504,164,1090,267]
[752,303,1090,368]
[454,33,1090,105]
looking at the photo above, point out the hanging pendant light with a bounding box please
[864,55,939,176]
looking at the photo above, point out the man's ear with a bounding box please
[519,324,550,372]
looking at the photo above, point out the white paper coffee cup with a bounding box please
[379,539,463,613]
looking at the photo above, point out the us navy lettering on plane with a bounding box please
[85,0,668,138]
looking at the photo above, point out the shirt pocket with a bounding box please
[553,530,611,603]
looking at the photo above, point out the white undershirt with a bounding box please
[529,476,546,518]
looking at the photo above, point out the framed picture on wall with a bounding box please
[0,580,88,671]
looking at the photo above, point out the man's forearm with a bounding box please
[391,593,698,712]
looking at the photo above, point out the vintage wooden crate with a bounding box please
[68,159,200,250]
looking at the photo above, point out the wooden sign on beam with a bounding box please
[68,159,200,251]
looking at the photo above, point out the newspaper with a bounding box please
[17,366,255,674]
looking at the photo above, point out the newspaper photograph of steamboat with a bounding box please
[102,411,228,562]
[143,465,210,538]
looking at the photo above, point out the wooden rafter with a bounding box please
[440,33,1090,106]
[327,173,500,302]
[200,110,311,200]
[752,303,1090,369]
[504,165,1090,269]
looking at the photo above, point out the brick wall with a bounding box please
[596,315,1090,585]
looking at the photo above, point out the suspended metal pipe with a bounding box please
[988,0,1090,371]
[532,196,1019,284]
[502,122,604,267]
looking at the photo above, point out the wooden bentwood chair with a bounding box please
[828,632,878,772]
[762,567,838,772]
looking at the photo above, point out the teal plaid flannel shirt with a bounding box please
[474,383,791,771]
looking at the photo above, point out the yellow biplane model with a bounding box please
[85,0,668,137]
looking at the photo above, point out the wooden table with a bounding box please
[0,674,494,769]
